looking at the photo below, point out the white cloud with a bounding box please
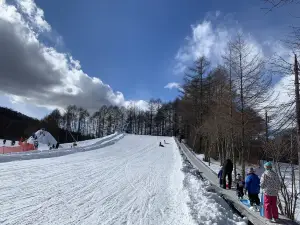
[175,13,295,130]
[174,16,269,75]
[174,20,231,74]
[124,100,149,111]
[0,0,144,115]
[164,82,183,91]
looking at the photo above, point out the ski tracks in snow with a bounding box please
[0,135,194,225]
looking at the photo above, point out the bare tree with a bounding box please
[230,33,271,177]
[182,56,211,151]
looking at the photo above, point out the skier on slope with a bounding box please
[222,159,233,189]
[245,168,260,211]
[260,162,281,223]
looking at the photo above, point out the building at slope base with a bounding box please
[27,129,58,149]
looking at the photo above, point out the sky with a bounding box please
[0,0,299,119]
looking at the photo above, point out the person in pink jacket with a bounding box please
[260,162,281,222]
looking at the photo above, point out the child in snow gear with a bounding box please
[217,167,223,187]
[222,159,233,189]
[260,162,280,222]
[245,168,260,211]
[159,142,164,147]
[236,174,245,199]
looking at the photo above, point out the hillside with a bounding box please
[0,107,92,143]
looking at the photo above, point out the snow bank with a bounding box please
[180,151,247,225]
[165,138,195,224]
[0,133,124,163]
[186,177,247,225]
[59,132,118,149]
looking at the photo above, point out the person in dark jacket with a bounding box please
[245,167,260,211]
[222,159,233,189]
[217,166,223,187]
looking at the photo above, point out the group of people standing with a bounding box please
[218,160,281,223]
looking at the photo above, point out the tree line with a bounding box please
[48,99,180,139]
[0,99,181,143]
[0,101,180,143]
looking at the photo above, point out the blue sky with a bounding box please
[0,0,298,119]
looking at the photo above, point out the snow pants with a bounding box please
[264,195,278,220]
[236,186,244,198]
[222,172,232,189]
[248,193,260,206]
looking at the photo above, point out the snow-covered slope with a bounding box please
[0,133,124,163]
[0,135,246,225]
[59,132,118,149]
[0,135,193,225]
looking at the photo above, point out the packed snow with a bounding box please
[181,152,247,225]
[1,131,118,151]
[0,135,190,224]
[59,132,119,149]
[0,133,124,163]
[0,135,249,225]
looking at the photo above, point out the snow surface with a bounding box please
[59,133,118,149]
[0,135,247,225]
[180,153,247,225]
[1,132,118,151]
[0,135,192,225]
[0,133,124,163]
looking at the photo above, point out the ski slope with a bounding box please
[0,135,247,225]
[0,135,194,225]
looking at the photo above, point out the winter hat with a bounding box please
[264,162,272,170]
[248,168,255,173]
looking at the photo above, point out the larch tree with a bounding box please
[230,33,271,177]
